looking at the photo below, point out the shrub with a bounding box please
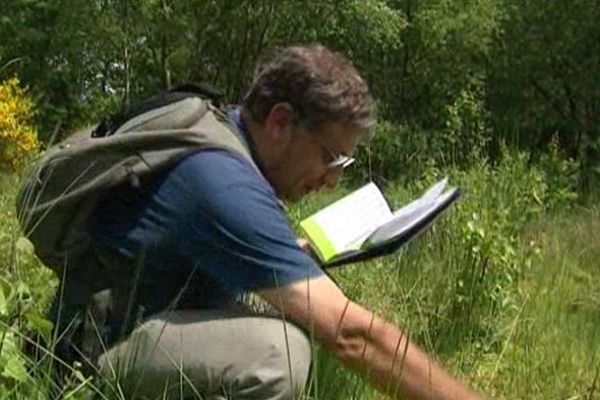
[0,78,40,171]
[351,120,439,185]
[322,144,578,354]
[390,146,577,348]
[537,135,580,208]
[0,175,56,395]
[351,89,492,187]
[442,88,491,163]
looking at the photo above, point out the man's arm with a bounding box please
[258,275,484,400]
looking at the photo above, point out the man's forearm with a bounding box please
[333,302,484,400]
[258,277,485,400]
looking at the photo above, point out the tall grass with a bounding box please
[0,145,598,399]
[485,206,600,399]
[295,149,597,399]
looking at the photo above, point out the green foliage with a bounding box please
[0,1,496,138]
[352,89,491,185]
[374,0,500,125]
[536,135,580,208]
[437,153,547,339]
[480,206,600,398]
[1,0,598,183]
[0,175,56,395]
[487,0,600,183]
[291,148,590,399]
[442,88,490,162]
[308,145,579,336]
[0,0,408,139]
[359,149,563,352]
[0,0,598,397]
[351,120,429,184]
[0,147,594,398]
[423,147,576,348]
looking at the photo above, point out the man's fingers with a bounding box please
[297,238,312,253]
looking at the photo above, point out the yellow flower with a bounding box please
[0,78,39,171]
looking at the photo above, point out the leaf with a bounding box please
[0,285,6,316]
[0,332,28,383]
[14,281,31,298]
[1,355,28,383]
[25,311,53,343]
[15,237,34,256]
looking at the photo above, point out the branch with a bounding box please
[528,76,569,122]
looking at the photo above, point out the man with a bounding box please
[55,44,484,399]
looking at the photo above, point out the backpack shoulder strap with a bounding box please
[17,94,256,273]
[92,83,225,138]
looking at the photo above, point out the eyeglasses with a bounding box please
[319,142,355,169]
[288,105,355,169]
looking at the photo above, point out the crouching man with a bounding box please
[52,44,484,400]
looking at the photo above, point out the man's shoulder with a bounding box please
[162,149,277,212]
[174,148,265,187]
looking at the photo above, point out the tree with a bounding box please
[487,0,600,184]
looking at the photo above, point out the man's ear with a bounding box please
[263,102,294,143]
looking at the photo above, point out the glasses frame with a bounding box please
[320,143,355,169]
[288,104,355,170]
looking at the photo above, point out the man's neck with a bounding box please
[241,110,276,172]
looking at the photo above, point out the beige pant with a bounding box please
[97,309,312,400]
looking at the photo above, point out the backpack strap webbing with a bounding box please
[17,95,257,274]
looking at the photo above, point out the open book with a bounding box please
[300,178,461,268]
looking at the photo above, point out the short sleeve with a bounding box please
[165,150,323,292]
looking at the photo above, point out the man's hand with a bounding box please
[297,238,322,263]
[296,238,312,253]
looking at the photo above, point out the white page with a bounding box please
[309,183,392,252]
[420,177,448,202]
[366,188,457,245]
[388,177,448,220]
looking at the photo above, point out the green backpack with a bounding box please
[16,87,256,275]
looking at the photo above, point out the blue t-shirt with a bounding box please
[89,110,322,314]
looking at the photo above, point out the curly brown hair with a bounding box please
[243,44,373,136]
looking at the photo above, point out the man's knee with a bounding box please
[98,311,312,399]
[228,317,312,399]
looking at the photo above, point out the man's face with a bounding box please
[268,120,363,201]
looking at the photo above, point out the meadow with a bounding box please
[3,1,600,397]
[0,146,598,399]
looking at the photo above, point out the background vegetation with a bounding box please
[0,0,598,398]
